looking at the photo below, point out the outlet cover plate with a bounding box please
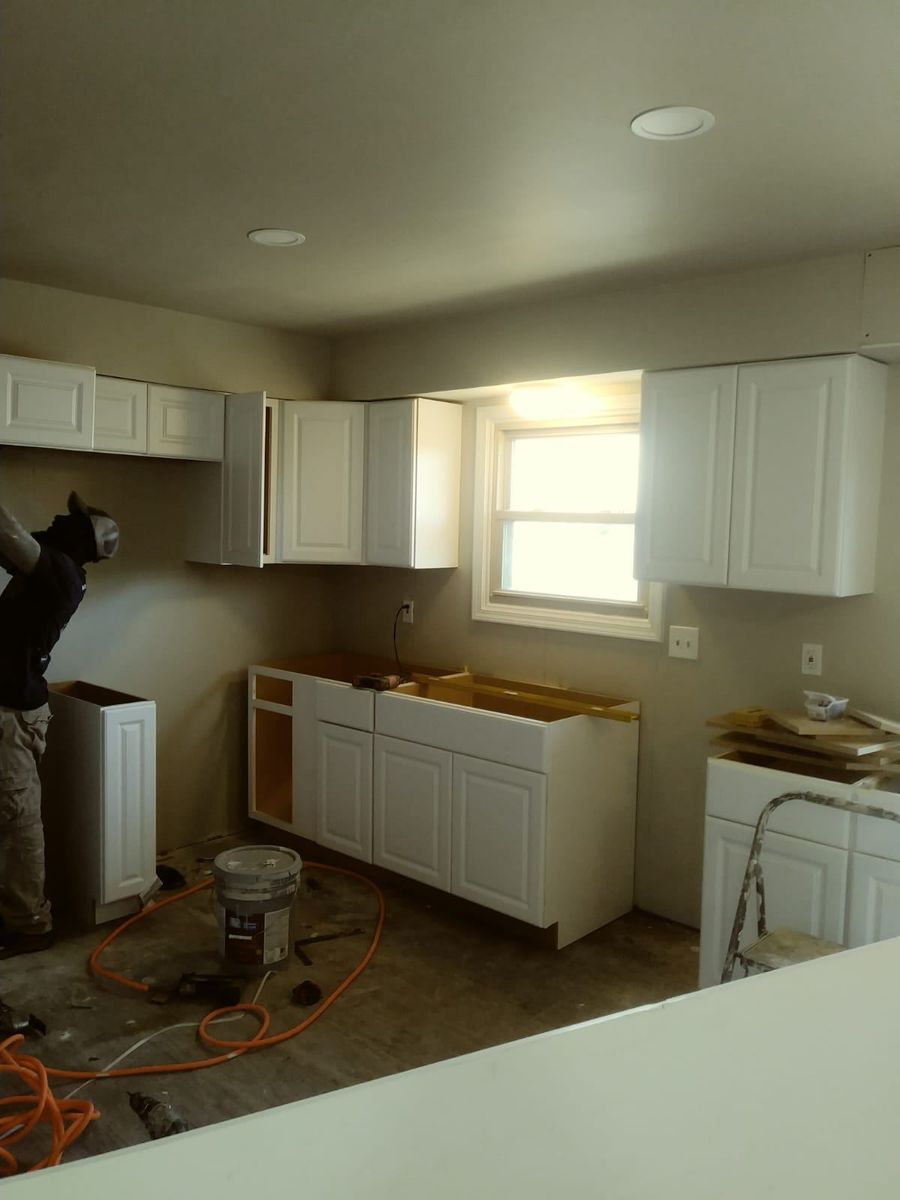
[801,643,823,676]
[669,625,699,660]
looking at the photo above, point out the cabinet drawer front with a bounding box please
[847,852,900,947]
[451,754,547,925]
[699,816,848,987]
[94,377,148,453]
[706,757,851,848]
[376,692,548,772]
[729,356,847,594]
[0,355,95,449]
[373,735,451,889]
[101,703,157,905]
[315,680,374,731]
[147,385,225,460]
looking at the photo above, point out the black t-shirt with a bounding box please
[0,546,86,710]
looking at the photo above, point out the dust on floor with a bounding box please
[0,834,699,1165]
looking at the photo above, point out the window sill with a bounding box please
[472,585,665,641]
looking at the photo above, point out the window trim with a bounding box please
[472,403,665,641]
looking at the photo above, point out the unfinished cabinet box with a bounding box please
[93,376,149,454]
[0,353,96,450]
[635,354,887,595]
[147,383,225,461]
[366,397,462,568]
[41,681,157,928]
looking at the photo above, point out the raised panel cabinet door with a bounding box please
[634,366,737,585]
[451,754,547,925]
[373,735,452,889]
[846,853,900,948]
[147,385,225,460]
[222,391,266,567]
[728,356,848,594]
[279,401,365,563]
[100,703,157,905]
[698,816,848,988]
[316,722,373,862]
[366,399,416,566]
[0,354,96,449]
[93,377,148,454]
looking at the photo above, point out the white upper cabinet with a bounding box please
[634,366,737,586]
[93,376,148,454]
[636,354,887,595]
[366,397,462,568]
[0,354,95,450]
[147,384,225,460]
[222,391,269,567]
[279,400,365,564]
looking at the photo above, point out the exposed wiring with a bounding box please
[393,603,409,679]
[0,862,385,1175]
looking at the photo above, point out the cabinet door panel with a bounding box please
[729,357,847,593]
[373,735,451,889]
[634,366,737,585]
[451,754,547,925]
[316,722,373,862]
[223,391,266,567]
[279,401,365,563]
[101,704,156,904]
[366,399,415,566]
[847,853,900,947]
[147,385,225,460]
[0,355,95,449]
[94,377,148,453]
[699,816,847,987]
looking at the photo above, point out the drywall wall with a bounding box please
[328,253,898,928]
[0,279,333,849]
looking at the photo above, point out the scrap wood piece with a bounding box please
[707,714,900,759]
[712,733,900,776]
[411,673,638,723]
[768,711,884,739]
[849,707,900,736]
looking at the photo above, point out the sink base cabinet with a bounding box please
[249,663,639,949]
[700,755,900,986]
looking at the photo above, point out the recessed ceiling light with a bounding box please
[247,228,306,247]
[630,106,715,140]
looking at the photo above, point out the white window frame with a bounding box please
[472,402,664,641]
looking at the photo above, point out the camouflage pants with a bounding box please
[0,704,52,934]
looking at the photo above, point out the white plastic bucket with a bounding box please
[213,845,303,974]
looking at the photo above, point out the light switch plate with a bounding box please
[669,625,699,660]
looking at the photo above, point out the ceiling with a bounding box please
[2,1,899,332]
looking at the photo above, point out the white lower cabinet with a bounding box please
[701,754,900,987]
[847,853,900,947]
[451,755,547,925]
[316,722,373,862]
[100,703,158,905]
[373,735,452,889]
[699,815,848,987]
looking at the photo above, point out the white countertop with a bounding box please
[9,938,900,1197]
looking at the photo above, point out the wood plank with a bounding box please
[769,711,877,738]
[410,673,639,723]
[707,714,900,759]
[712,734,900,777]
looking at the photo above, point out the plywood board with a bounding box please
[849,708,900,736]
[712,734,900,777]
[707,714,900,759]
[770,711,894,740]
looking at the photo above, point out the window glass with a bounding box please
[501,522,639,603]
[507,431,639,514]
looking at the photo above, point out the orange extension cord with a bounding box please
[0,861,385,1175]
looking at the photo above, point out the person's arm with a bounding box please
[0,503,40,576]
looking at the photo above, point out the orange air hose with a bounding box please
[0,861,385,1173]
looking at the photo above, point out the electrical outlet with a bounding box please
[402,598,415,624]
[801,643,823,676]
[668,625,699,660]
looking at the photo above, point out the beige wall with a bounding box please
[329,253,899,927]
[0,280,333,849]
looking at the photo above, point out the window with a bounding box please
[472,399,664,640]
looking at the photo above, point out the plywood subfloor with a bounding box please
[1,835,699,1168]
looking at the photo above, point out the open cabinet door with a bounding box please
[223,391,267,567]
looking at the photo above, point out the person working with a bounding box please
[0,492,119,959]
